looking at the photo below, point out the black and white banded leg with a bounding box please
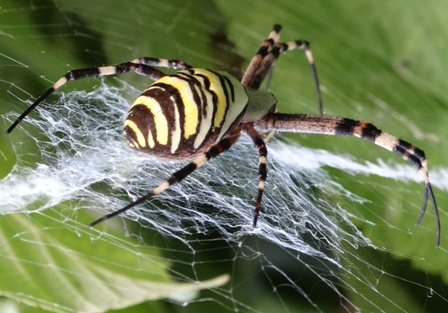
[241,24,323,114]
[6,58,193,134]
[255,113,441,246]
[88,130,241,227]
[243,124,269,226]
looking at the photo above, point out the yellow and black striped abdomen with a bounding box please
[124,68,249,159]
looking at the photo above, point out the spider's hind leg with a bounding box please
[88,130,241,227]
[7,57,193,134]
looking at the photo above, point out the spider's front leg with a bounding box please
[242,24,322,114]
[255,113,441,246]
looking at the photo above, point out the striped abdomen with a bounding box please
[124,68,249,159]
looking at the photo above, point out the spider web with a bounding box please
[1,1,448,312]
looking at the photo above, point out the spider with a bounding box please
[7,24,440,246]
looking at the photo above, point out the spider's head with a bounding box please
[242,89,277,123]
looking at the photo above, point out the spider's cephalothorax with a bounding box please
[7,25,441,246]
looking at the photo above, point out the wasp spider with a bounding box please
[7,25,441,245]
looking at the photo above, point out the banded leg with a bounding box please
[88,130,241,227]
[244,124,268,227]
[241,24,323,114]
[134,57,192,70]
[241,24,281,87]
[255,113,441,246]
[7,58,193,133]
[243,24,281,91]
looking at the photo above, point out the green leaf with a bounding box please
[0,209,229,312]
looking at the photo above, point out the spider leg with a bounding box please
[135,57,192,70]
[255,113,441,246]
[252,25,282,92]
[243,124,268,227]
[241,24,281,88]
[7,58,193,134]
[276,41,322,114]
[88,130,241,227]
[241,24,322,114]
